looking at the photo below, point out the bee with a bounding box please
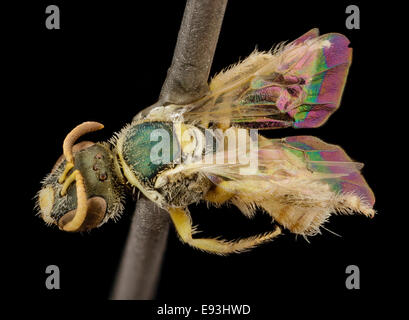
[36,29,375,254]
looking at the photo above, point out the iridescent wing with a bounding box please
[261,136,374,205]
[160,133,375,235]
[208,136,373,204]
[182,28,352,129]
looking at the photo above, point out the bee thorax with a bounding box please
[156,172,212,207]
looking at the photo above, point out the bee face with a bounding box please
[37,142,125,232]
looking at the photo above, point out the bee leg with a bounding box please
[169,207,281,255]
[204,182,235,205]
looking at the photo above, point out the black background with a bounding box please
[3,0,404,315]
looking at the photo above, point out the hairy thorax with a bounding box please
[156,171,212,207]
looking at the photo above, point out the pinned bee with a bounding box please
[36,29,375,254]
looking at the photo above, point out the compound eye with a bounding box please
[58,196,107,232]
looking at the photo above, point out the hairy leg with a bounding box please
[168,207,281,255]
[204,182,235,205]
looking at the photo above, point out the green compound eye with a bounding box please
[119,122,180,185]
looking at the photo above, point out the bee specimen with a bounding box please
[36,29,375,254]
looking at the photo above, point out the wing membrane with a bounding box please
[164,134,374,207]
[183,29,352,130]
[158,132,374,235]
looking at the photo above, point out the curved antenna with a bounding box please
[63,121,104,163]
[59,170,89,231]
[58,122,104,184]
